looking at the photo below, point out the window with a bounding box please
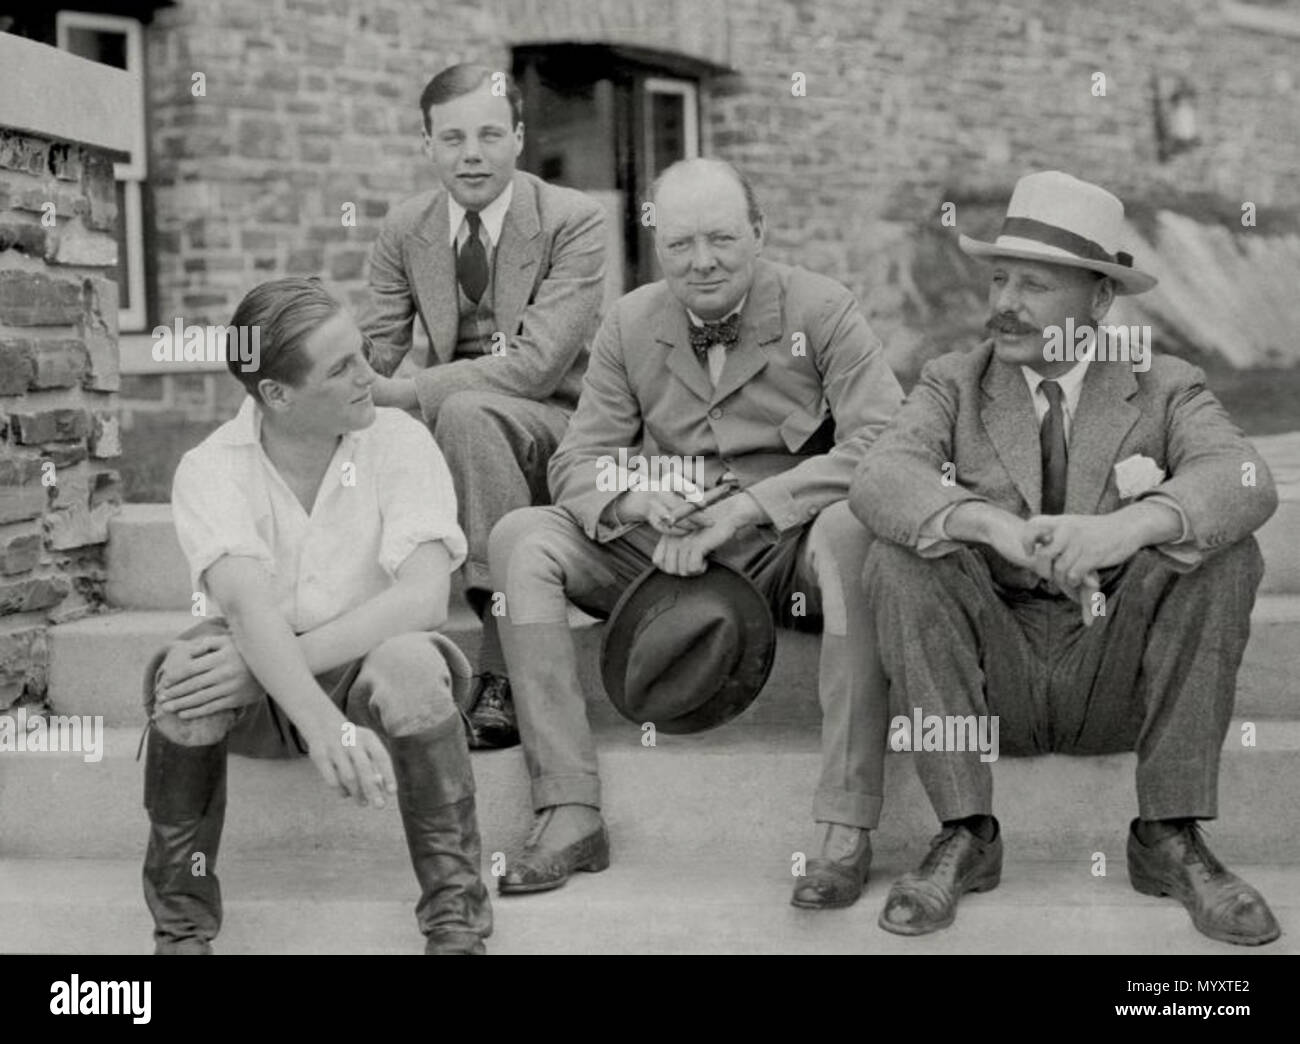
[56,11,148,331]
[515,45,706,293]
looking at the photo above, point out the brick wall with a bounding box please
[139,0,1300,332]
[114,0,1300,499]
[0,131,122,707]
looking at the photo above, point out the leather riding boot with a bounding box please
[391,714,493,954]
[142,726,228,955]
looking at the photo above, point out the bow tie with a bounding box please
[688,313,741,355]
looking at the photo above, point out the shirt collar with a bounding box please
[447,180,514,248]
[215,396,363,453]
[1020,357,1091,411]
[686,294,748,328]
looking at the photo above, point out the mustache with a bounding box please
[985,313,1039,336]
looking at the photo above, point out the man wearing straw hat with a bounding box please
[852,171,1280,945]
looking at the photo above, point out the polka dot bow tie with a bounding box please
[689,313,741,355]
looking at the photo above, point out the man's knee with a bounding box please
[362,634,458,737]
[432,390,506,448]
[144,628,240,747]
[488,506,576,578]
[805,502,874,635]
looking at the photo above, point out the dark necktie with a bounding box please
[688,313,741,358]
[457,211,488,304]
[1039,379,1068,514]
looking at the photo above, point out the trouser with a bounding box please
[864,538,1264,823]
[429,390,571,674]
[140,617,491,951]
[488,500,889,829]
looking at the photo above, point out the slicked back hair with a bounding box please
[420,63,523,134]
[226,277,343,403]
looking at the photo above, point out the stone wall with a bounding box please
[111,0,1300,499]
[0,35,136,707]
[139,0,1300,330]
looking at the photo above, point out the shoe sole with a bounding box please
[877,869,1002,936]
[790,876,868,910]
[469,730,520,750]
[1129,870,1282,946]
[790,893,863,910]
[497,853,611,895]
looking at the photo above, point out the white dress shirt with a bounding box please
[172,399,467,634]
[447,180,513,252]
[1019,359,1090,440]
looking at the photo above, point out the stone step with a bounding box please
[47,595,1300,727]
[1,720,1297,864]
[0,855,1295,954]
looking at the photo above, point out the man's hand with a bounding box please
[1023,513,1142,588]
[155,634,261,720]
[651,492,767,576]
[299,710,398,809]
[615,490,708,536]
[369,374,417,409]
[947,502,1045,575]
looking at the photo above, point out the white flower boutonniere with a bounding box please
[1114,454,1166,499]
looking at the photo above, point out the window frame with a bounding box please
[55,10,148,332]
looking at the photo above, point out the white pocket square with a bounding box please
[1113,454,1166,499]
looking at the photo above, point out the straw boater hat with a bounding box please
[958,170,1157,295]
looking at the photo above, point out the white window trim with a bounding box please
[56,10,148,331]
[643,77,699,189]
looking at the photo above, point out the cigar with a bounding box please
[666,482,737,526]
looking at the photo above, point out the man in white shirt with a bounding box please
[141,277,491,955]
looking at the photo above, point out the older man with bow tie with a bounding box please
[853,171,1281,945]
[486,157,904,902]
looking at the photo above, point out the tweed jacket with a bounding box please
[360,170,606,424]
[549,258,904,541]
[851,338,1278,582]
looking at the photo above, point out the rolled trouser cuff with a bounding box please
[813,786,882,830]
[532,772,601,812]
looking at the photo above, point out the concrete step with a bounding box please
[1,720,1297,863]
[1254,432,1300,595]
[47,595,1300,727]
[1,855,1295,954]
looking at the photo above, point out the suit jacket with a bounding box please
[851,339,1278,583]
[549,258,904,541]
[359,171,606,425]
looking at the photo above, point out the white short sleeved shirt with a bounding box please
[171,399,466,633]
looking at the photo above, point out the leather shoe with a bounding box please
[1127,819,1280,946]
[879,819,1002,936]
[791,828,871,909]
[499,808,610,895]
[467,672,519,750]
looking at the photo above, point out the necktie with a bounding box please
[688,313,741,357]
[1039,379,1068,514]
[457,211,488,304]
